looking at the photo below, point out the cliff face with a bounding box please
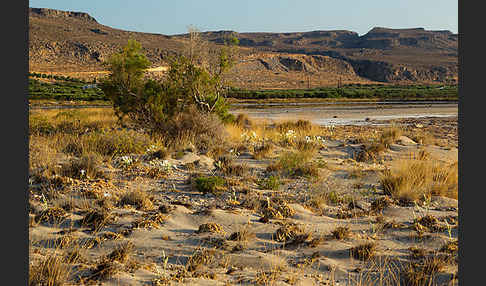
[29,7,458,86]
[30,7,98,22]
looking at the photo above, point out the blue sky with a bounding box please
[29,1,458,36]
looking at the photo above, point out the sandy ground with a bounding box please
[28,116,458,285]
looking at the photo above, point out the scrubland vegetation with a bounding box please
[28,39,458,285]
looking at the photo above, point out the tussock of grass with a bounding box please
[80,210,113,231]
[380,159,458,201]
[258,175,281,190]
[350,242,377,261]
[274,222,308,242]
[401,255,448,286]
[276,119,313,133]
[106,241,134,263]
[234,113,253,128]
[61,153,105,179]
[356,142,386,162]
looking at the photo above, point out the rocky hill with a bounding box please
[29,7,458,87]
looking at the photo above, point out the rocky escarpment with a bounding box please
[30,7,98,22]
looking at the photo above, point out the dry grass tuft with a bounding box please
[356,142,386,162]
[274,222,308,242]
[196,222,225,235]
[80,209,113,231]
[350,242,377,261]
[29,254,71,286]
[331,226,351,240]
[133,213,168,229]
[234,113,253,128]
[370,196,393,213]
[253,143,274,160]
[380,159,458,201]
[401,255,448,286]
[34,207,67,225]
[412,215,447,233]
[186,248,217,272]
[106,241,134,263]
[379,126,402,148]
[119,189,154,210]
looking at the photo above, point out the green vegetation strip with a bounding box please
[29,73,457,102]
[227,84,458,100]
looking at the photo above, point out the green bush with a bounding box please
[195,176,227,195]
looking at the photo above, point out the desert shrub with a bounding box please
[100,39,235,136]
[194,176,227,195]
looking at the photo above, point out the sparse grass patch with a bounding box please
[228,226,256,242]
[234,113,253,128]
[61,153,105,179]
[356,142,386,162]
[276,119,313,133]
[412,215,447,233]
[267,150,318,178]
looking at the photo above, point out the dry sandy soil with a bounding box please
[28,116,458,286]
